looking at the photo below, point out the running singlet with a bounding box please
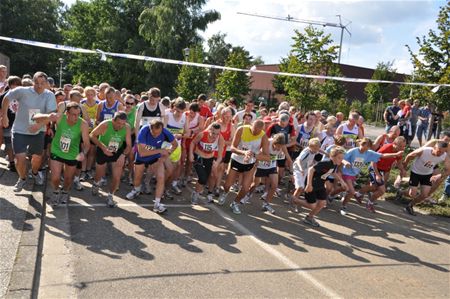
[81,99,99,130]
[126,106,136,130]
[258,140,281,169]
[51,115,82,160]
[98,120,127,153]
[295,147,318,172]
[197,131,219,154]
[411,147,447,175]
[99,100,119,122]
[187,113,200,137]
[340,123,359,148]
[296,124,315,148]
[231,125,265,165]
[319,131,335,150]
[166,111,186,142]
[140,102,163,127]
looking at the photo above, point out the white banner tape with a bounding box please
[0,35,448,88]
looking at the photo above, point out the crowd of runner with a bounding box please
[0,67,449,227]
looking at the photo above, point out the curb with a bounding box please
[6,172,47,299]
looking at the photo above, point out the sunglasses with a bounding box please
[125,102,134,106]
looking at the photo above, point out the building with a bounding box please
[249,63,407,105]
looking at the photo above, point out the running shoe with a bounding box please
[240,194,251,205]
[106,194,117,208]
[13,178,27,192]
[230,183,239,192]
[303,216,320,227]
[85,170,94,180]
[73,177,84,191]
[366,200,376,213]
[261,192,267,201]
[33,171,44,186]
[340,206,348,216]
[99,176,107,186]
[354,192,364,204]
[153,203,167,214]
[207,193,214,203]
[191,191,199,205]
[7,162,16,172]
[213,187,220,197]
[230,202,241,214]
[218,193,226,205]
[164,190,174,200]
[50,191,60,207]
[128,176,134,186]
[262,202,275,214]
[60,192,70,205]
[395,189,403,200]
[405,205,416,216]
[91,183,100,196]
[172,184,182,195]
[255,185,265,193]
[126,188,141,200]
[79,171,87,182]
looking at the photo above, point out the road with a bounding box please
[37,175,450,298]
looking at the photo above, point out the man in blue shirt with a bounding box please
[1,72,57,192]
[384,98,401,132]
[416,103,431,146]
[126,119,178,214]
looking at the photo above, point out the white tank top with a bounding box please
[257,140,282,169]
[411,147,447,175]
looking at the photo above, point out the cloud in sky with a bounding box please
[201,0,445,74]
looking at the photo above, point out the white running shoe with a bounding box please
[218,193,226,205]
[74,177,84,191]
[207,193,214,203]
[33,171,44,186]
[230,202,241,214]
[106,194,117,208]
[13,178,27,192]
[240,194,251,205]
[262,202,275,214]
[191,191,199,205]
[153,203,167,214]
[126,187,141,200]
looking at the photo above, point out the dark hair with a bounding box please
[189,103,200,113]
[161,96,170,107]
[441,131,450,138]
[66,101,81,112]
[269,107,277,113]
[7,76,22,87]
[210,122,221,130]
[243,113,253,120]
[227,97,237,106]
[113,111,128,121]
[174,98,187,110]
[197,94,207,102]
[148,87,161,98]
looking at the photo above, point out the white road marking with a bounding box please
[209,204,342,299]
[66,202,197,208]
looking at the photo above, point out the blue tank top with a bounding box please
[99,100,119,122]
[296,124,314,148]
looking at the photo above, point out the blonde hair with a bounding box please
[84,86,96,95]
[308,137,320,148]
[330,146,346,157]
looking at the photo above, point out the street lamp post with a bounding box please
[58,58,64,88]
[183,48,190,61]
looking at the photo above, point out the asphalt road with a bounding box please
[37,174,450,298]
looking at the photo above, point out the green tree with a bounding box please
[404,2,449,112]
[62,0,152,90]
[364,61,397,104]
[139,0,220,95]
[274,26,345,110]
[175,45,208,100]
[215,47,252,104]
[205,33,232,93]
[0,0,63,77]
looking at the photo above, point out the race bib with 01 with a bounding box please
[104,114,113,121]
[60,136,71,153]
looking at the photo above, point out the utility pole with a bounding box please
[237,12,351,64]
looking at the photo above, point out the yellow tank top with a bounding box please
[81,99,99,130]
[231,125,265,164]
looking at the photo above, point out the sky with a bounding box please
[62,0,446,75]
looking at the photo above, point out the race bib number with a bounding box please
[104,113,113,121]
[161,141,172,150]
[423,161,435,169]
[299,138,309,148]
[90,118,96,128]
[352,157,365,169]
[60,136,71,153]
[203,142,214,152]
[276,151,285,160]
[259,160,274,168]
[28,109,40,125]
[108,139,120,152]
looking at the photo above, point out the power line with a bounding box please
[237,12,351,64]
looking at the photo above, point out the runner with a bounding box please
[182,103,204,184]
[134,87,166,135]
[296,111,318,152]
[34,102,90,206]
[336,111,364,149]
[251,133,291,214]
[90,111,131,207]
[218,119,270,214]
[372,125,400,151]
[189,122,224,204]
[126,119,177,214]
[300,146,348,227]
[402,141,449,216]
[96,87,124,124]
[233,99,257,124]
[1,72,57,192]
[80,86,99,180]
[359,136,407,213]
[340,137,403,215]
[0,76,22,172]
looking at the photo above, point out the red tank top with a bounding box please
[197,131,218,154]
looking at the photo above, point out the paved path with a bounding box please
[38,177,450,298]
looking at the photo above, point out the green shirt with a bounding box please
[51,115,82,160]
[99,120,127,152]
[127,106,136,130]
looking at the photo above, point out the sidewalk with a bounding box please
[0,154,46,299]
